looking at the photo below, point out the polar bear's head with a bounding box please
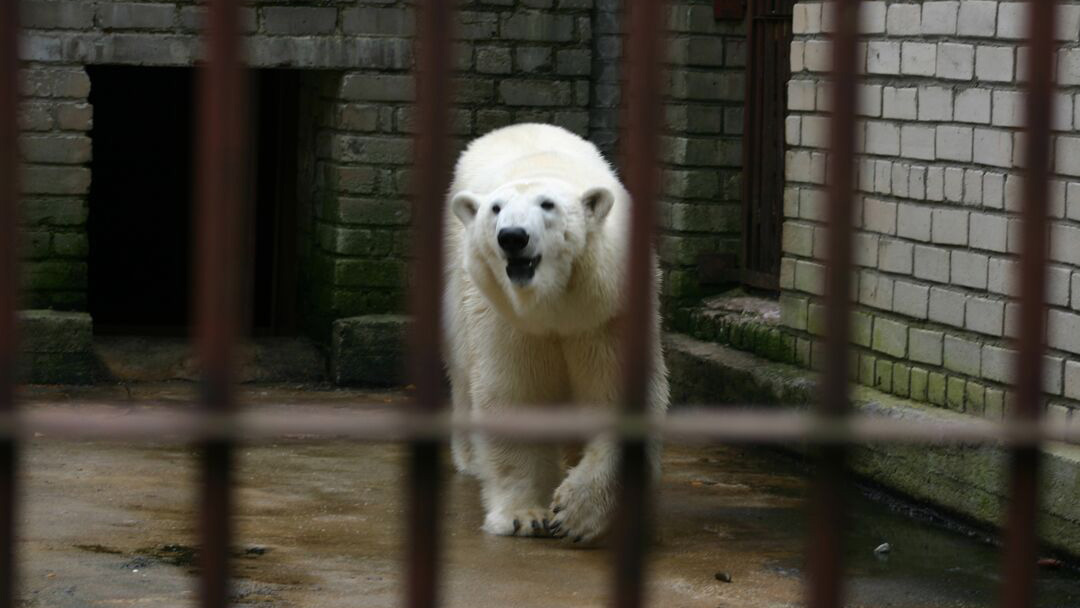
[451,178,614,298]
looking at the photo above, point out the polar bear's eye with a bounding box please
[492,204,501,214]
[540,200,555,211]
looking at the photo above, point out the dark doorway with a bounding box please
[741,0,794,291]
[87,66,301,335]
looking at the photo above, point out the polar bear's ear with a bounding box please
[451,192,480,226]
[582,187,614,225]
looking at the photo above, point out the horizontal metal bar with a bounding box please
[4,405,1079,445]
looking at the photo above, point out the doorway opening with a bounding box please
[87,66,309,335]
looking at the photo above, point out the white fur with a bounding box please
[443,123,669,543]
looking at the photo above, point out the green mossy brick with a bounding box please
[22,198,87,226]
[796,338,812,367]
[52,232,87,257]
[910,368,929,402]
[928,372,947,406]
[859,353,876,387]
[332,258,406,289]
[947,376,966,412]
[22,231,50,259]
[875,360,893,393]
[780,332,797,363]
[663,268,702,299]
[329,288,403,317]
[966,381,986,417]
[327,197,411,226]
[729,322,745,350]
[331,315,409,386]
[21,260,86,291]
[17,310,91,353]
[893,364,911,398]
[985,388,1005,420]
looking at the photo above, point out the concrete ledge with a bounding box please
[94,336,326,383]
[17,310,97,384]
[330,315,408,387]
[664,332,1080,557]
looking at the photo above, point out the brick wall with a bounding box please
[659,1,746,310]
[17,0,596,337]
[783,0,1078,421]
[590,0,746,311]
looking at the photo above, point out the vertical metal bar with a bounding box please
[808,1,860,608]
[612,0,665,607]
[407,1,455,607]
[1000,2,1056,607]
[194,0,246,605]
[0,0,19,602]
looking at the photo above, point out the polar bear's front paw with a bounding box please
[548,479,611,545]
[483,507,553,537]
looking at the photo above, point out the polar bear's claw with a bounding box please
[484,508,553,537]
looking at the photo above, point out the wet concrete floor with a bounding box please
[13,383,1080,607]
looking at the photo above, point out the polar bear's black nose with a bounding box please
[497,227,529,253]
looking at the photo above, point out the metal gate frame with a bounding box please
[1,1,1078,607]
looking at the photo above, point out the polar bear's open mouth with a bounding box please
[505,255,541,285]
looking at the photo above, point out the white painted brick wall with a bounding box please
[914,245,951,282]
[865,121,900,155]
[945,167,965,202]
[900,125,935,159]
[883,86,917,119]
[954,88,990,124]
[951,250,989,289]
[972,128,1013,168]
[929,287,966,327]
[963,170,983,204]
[897,203,931,241]
[901,42,936,76]
[935,126,973,161]
[864,197,898,234]
[782,1,1080,417]
[886,3,920,35]
[923,2,959,35]
[880,238,914,274]
[894,280,930,318]
[984,172,1005,208]
[788,80,816,111]
[867,41,901,74]
[957,1,997,38]
[936,43,974,80]
[969,212,1008,252]
[919,86,953,121]
[975,46,1013,82]
[965,296,1005,335]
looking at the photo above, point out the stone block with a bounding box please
[23,1,95,29]
[922,1,959,35]
[98,3,174,30]
[262,7,337,35]
[331,315,409,387]
[16,310,96,384]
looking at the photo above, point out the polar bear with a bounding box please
[443,123,669,543]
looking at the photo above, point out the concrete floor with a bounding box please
[12,384,1080,607]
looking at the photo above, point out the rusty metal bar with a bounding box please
[0,0,19,601]
[809,1,861,607]
[612,1,666,607]
[999,1,1057,607]
[5,406,1080,444]
[193,0,247,604]
[407,1,455,607]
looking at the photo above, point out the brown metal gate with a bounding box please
[1,1,1079,608]
[742,0,794,291]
